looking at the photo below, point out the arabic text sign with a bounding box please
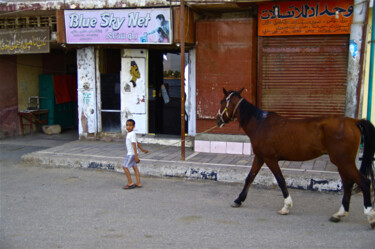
[0,28,50,54]
[258,0,353,36]
[64,8,172,44]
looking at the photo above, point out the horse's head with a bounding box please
[217,88,244,127]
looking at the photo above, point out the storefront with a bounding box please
[257,0,354,118]
[0,15,77,137]
[1,1,363,157]
[0,27,51,137]
[59,7,195,139]
[194,0,355,155]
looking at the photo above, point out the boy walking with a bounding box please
[123,119,148,189]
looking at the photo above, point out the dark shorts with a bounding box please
[123,155,137,168]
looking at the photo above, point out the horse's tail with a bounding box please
[357,120,375,176]
[356,119,375,202]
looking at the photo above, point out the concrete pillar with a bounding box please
[77,47,97,137]
[345,0,369,118]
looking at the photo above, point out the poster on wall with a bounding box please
[64,8,172,44]
[258,0,354,36]
[121,56,147,134]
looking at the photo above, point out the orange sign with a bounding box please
[258,0,353,36]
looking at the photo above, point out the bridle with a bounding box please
[217,92,244,127]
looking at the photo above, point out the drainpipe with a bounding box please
[180,0,185,161]
[345,0,368,118]
[367,7,374,121]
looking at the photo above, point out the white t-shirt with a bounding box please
[126,131,137,155]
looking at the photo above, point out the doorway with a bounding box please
[99,49,121,132]
[148,50,188,135]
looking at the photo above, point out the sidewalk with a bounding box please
[10,130,344,192]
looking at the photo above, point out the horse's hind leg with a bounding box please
[265,159,293,215]
[330,165,375,228]
[329,174,352,222]
[232,155,264,207]
[353,171,375,229]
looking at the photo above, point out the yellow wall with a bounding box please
[17,54,43,111]
[17,54,43,134]
[362,9,375,124]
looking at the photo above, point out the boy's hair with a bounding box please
[127,119,135,126]
[156,14,165,21]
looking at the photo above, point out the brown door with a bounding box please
[258,35,349,119]
[196,18,257,134]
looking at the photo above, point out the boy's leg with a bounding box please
[133,166,142,187]
[122,167,134,186]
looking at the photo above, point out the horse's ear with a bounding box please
[223,88,229,96]
[238,88,244,95]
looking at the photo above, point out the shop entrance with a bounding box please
[99,49,121,133]
[148,50,188,135]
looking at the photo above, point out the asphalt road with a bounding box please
[1,160,374,249]
[1,135,374,249]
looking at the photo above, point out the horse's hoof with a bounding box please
[277,208,289,215]
[231,201,241,208]
[329,216,341,223]
[277,209,289,215]
[370,221,375,230]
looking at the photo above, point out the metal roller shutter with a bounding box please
[258,35,349,119]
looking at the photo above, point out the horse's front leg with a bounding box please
[231,155,264,207]
[265,159,293,215]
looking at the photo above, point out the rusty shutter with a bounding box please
[258,35,349,119]
[196,18,257,134]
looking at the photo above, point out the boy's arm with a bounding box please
[132,142,140,163]
[137,143,149,153]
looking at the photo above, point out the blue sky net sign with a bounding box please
[64,8,172,44]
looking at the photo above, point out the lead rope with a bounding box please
[140,124,219,154]
[141,97,242,155]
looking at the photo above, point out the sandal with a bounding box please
[123,184,136,190]
[135,185,143,188]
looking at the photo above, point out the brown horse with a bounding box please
[217,88,375,228]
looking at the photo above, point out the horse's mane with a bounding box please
[230,92,267,126]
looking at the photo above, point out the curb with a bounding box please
[22,151,342,192]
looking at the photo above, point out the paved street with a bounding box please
[1,160,375,249]
[1,132,374,248]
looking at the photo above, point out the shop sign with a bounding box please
[64,8,172,44]
[0,28,50,54]
[258,0,353,36]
